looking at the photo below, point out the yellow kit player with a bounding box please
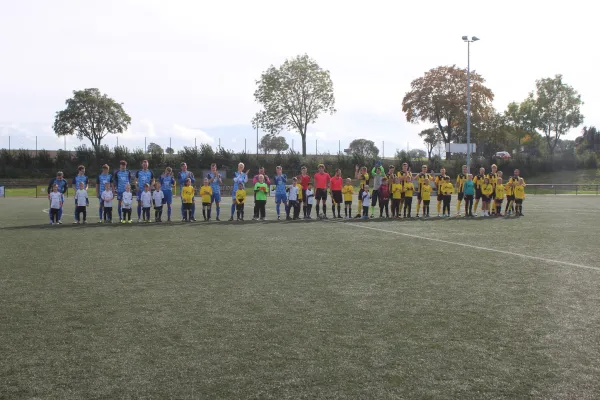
[435,168,449,216]
[473,167,486,216]
[494,177,505,216]
[415,165,433,218]
[199,178,213,221]
[354,165,369,218]
[342,178,354,218]
[455,165,468,216]
[513,177,526,217]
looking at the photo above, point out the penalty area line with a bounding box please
[333,221,600,273]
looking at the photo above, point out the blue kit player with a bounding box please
[47,171,68,224]
[72,165,89,223]
[160,166,176,222]
[96,164,113,223]
[135,159,155,222]
[178,162,196,221]
[228,162,249,221]
[274,166,288,220]
[113,160,132,222]
[207,163,223,221]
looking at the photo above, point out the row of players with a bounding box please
[46,160,526,224]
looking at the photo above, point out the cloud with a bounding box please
[172,124,215,144]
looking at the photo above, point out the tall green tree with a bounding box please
[259,134,289,154]
[576,126,600,154]
[147,142,164,154]
[348,139,379,159]
[253,54,336,156]
[402,65,494,158]
[528,74,584,155]
[53,88,131,155]
[418,127,442,161]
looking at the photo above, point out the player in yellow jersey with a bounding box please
[513,177,526,216]
[415,165,433,218]
[504,176,514,215]
[391,176,403,218]
[507,169,525,216]
[398,163,412,212]
[440,177,454,217]
[235,182,246,221]
[354,165,369,218]
[472,167,486,216]
[435,168,449,216]
[181,178,195,222]
[199,178,213,221]
[455,165,468,216]
[487,164,499,215]
[480,177,494,217]
[420,178,432,217]
[494,177,505,216]
[342,178,354,218]
[403,178,415,218]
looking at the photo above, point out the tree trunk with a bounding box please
[301,135,307,157]
[445,140,451,160]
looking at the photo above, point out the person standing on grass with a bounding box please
[135,160,155,223]
[441,176,454,217]
[487,164,499,216]
[254,174,269,221]
[252,167,271,220]
[101,182,114,223]
[403,178,415,218]
[178,162,196,222]
[159,167,175,222]
[114,160,132,222]
[235,182,247,221]
[399,163,412,213]
[314,164,331,219]
[391,176,402,218]
[507,169,525,215]
[47,171,68,224]
[342,178,355,218]
[121,184,133,223]
[72,165,89,224]
[330,168,343,219]
[361,184,371,219]
[434,167,449,217]
[96,165,113,223]
[370,161,385,218]
[420,178,432,217]
[305,183,314,219]
[200,178,213,221]
[463,174,475,217]
[153,182,165,222]
[229,162,249,221]
[49,184,63,225]
[140,183,153,222]
[473,167,486,217]
[181,178,195,222]
[494,178,505,216]
[513,177,526,216]
[287,177,300,220]
[207,163,223,221]
[298,166,311,218]
[505,176,515,216]
[74,181,89,224]
[415,165,433,218]
[481,177,493,217]
[354,165,370,218]
[378,176,390,218]
[455,165,468,216]
[273,166,288,220]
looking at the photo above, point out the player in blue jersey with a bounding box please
[228,162,249,221]
[207,163,223,221]
[71,165,89,223]
[178,162,196,221]
[135,159,155,222]
[47,171,68,224]
[96,164,113,222]
[159,166,176,222]
[273,166,288,220]
[113,160,132,222]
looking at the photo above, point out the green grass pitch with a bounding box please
[1,196,599,399]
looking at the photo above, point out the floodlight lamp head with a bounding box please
[472,36,480,41]
[462,36,468,41]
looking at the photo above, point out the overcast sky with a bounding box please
[0,0,598,155]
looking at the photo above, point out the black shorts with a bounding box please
[481,195,490,202]
[458,192,464,201]
[495,199,503,204]
[358,188,365,201]
[475,189,482,200]
[316,188,327,200]
[331,190,342,204]
[202,202,211,207]
[490,191,496,199]
[515,198,523,205]
[344,201,352,205]
[302,189,307,203]
[506,195,515,202]
[437,193,444,201]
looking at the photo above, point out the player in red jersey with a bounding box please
[330,168,344,218]
[297,165,311,219]
[313,164,331,219]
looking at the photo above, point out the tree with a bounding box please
[472,108,511,157]
[348,139,379,159]
[53,88,131,156]
[527,74,584,156]
[504,100,536,148]
[166,147,175,155]
[576,126,600,154]
[253,54,336,156]
[147,142,164,154]
[409,149,426,159]
[259,134,290,154]
[418,127,442,161]
[402,65,494,158]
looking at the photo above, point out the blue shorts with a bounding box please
[117,191,124,201]
[163,191,173,205]
[275,193,287,204]
[136,190,143,201]
[211,193,221,203]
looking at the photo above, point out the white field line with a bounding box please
[332,221,600,272]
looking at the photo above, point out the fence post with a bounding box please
[554,186,556,195]
[576,185,578,195]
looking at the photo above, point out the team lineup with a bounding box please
[46,159,527,224]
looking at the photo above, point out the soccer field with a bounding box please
[1,196,599,399]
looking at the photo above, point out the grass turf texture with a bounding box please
[1,197,599,399]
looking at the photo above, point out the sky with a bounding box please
[0,0,598,156]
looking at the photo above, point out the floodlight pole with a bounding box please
[463,36,479,174]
